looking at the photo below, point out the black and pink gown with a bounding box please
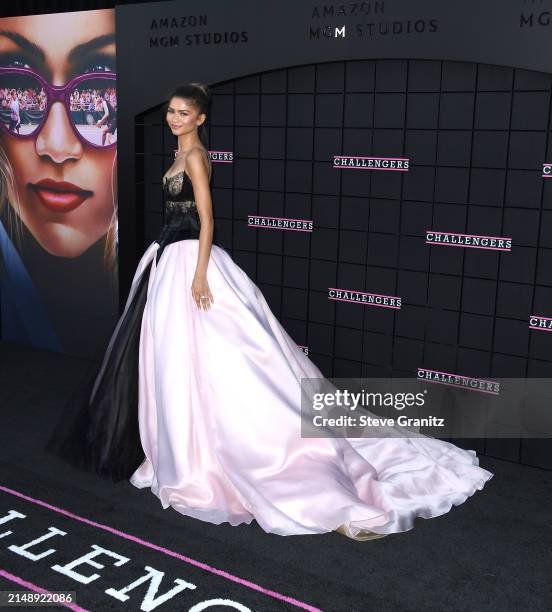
[46,167,493,540]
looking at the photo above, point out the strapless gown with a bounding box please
[46,170,493,541]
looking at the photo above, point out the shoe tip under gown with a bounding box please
[124,237,494,541]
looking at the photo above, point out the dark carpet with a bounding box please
[0,340,550,611]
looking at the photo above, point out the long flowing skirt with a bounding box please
[46,237,493,540]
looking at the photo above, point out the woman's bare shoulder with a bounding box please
[185,147,211,178]
[186,146,209,164]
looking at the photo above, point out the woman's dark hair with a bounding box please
[166,82,211,144]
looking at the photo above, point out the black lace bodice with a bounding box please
[155,170,201,251]
[162,170,199,221]
[156,165,226,257]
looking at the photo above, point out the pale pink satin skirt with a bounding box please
[129,239,493,540]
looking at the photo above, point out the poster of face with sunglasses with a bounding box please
[0,9,118,359]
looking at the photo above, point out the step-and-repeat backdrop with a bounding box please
[116,0,552,467]
[2,0,551,466]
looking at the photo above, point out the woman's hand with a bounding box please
[191,272,214,311]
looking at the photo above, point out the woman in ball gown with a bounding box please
[45,82,493,541]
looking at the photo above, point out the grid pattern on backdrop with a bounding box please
[135,59,552,467]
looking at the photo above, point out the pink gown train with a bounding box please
[128,237,493,540]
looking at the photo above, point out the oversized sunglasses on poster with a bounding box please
[0,67,117,148]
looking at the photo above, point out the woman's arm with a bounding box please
[186,148,214,310]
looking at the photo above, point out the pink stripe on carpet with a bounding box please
[0,485,322,612]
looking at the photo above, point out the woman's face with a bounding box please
[0,12,116,258]
[166,96,205,137]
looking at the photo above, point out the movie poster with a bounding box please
[0,9,118,359]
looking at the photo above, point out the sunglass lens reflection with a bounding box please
[1,72,117,146]
[0,72,45,135]
[70,77,117,147]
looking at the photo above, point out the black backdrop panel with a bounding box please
[119,1,552,469]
